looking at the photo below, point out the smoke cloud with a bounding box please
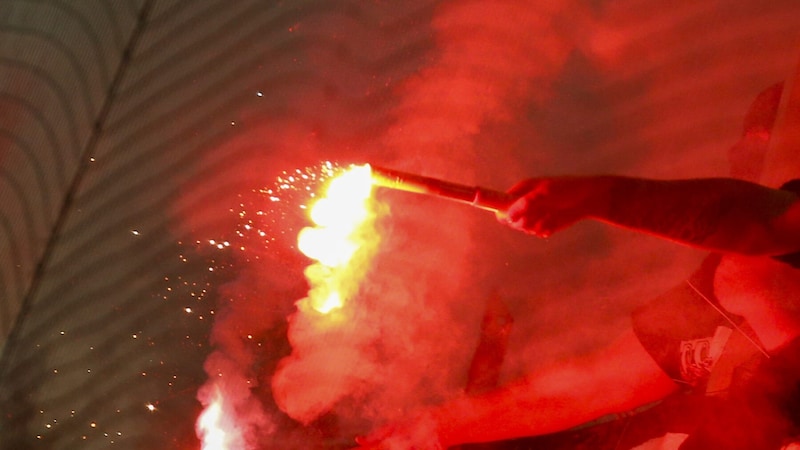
[267,0,591,438]
[175,0,800,448]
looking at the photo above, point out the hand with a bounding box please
[354,411,445,450]
[497,176,603,237]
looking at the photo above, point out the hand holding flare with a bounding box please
[499,176,610,238]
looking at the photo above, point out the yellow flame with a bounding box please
[297,164,379,314]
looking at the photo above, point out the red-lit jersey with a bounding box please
[632,253,766,395]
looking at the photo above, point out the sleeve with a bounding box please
[773,179,800,268]
[631,254,743,391]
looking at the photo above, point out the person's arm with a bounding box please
[499,176,800,256]
[357,329,678,448]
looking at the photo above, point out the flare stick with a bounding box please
[369,165,514,212]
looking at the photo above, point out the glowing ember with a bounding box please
[297,164,380,314]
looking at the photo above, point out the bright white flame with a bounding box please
[198,403,225,449]
[297,164,379,314]
[325,165,373,200]
[196,385,243,450]
[197,399,225,449]
[312,291,342,314]
[297,227,358,268]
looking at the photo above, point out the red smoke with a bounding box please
[170,0,800,448]
[175,1,602,448]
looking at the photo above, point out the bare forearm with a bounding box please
[432,332,677,446]
[433,373,606,445]
[594,176,800,255]
[358,331,677,448]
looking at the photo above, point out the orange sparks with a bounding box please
[297,164,381,314]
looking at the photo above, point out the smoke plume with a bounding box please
[179,0,800,448]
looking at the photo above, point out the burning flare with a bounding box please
[297,164,379,314]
